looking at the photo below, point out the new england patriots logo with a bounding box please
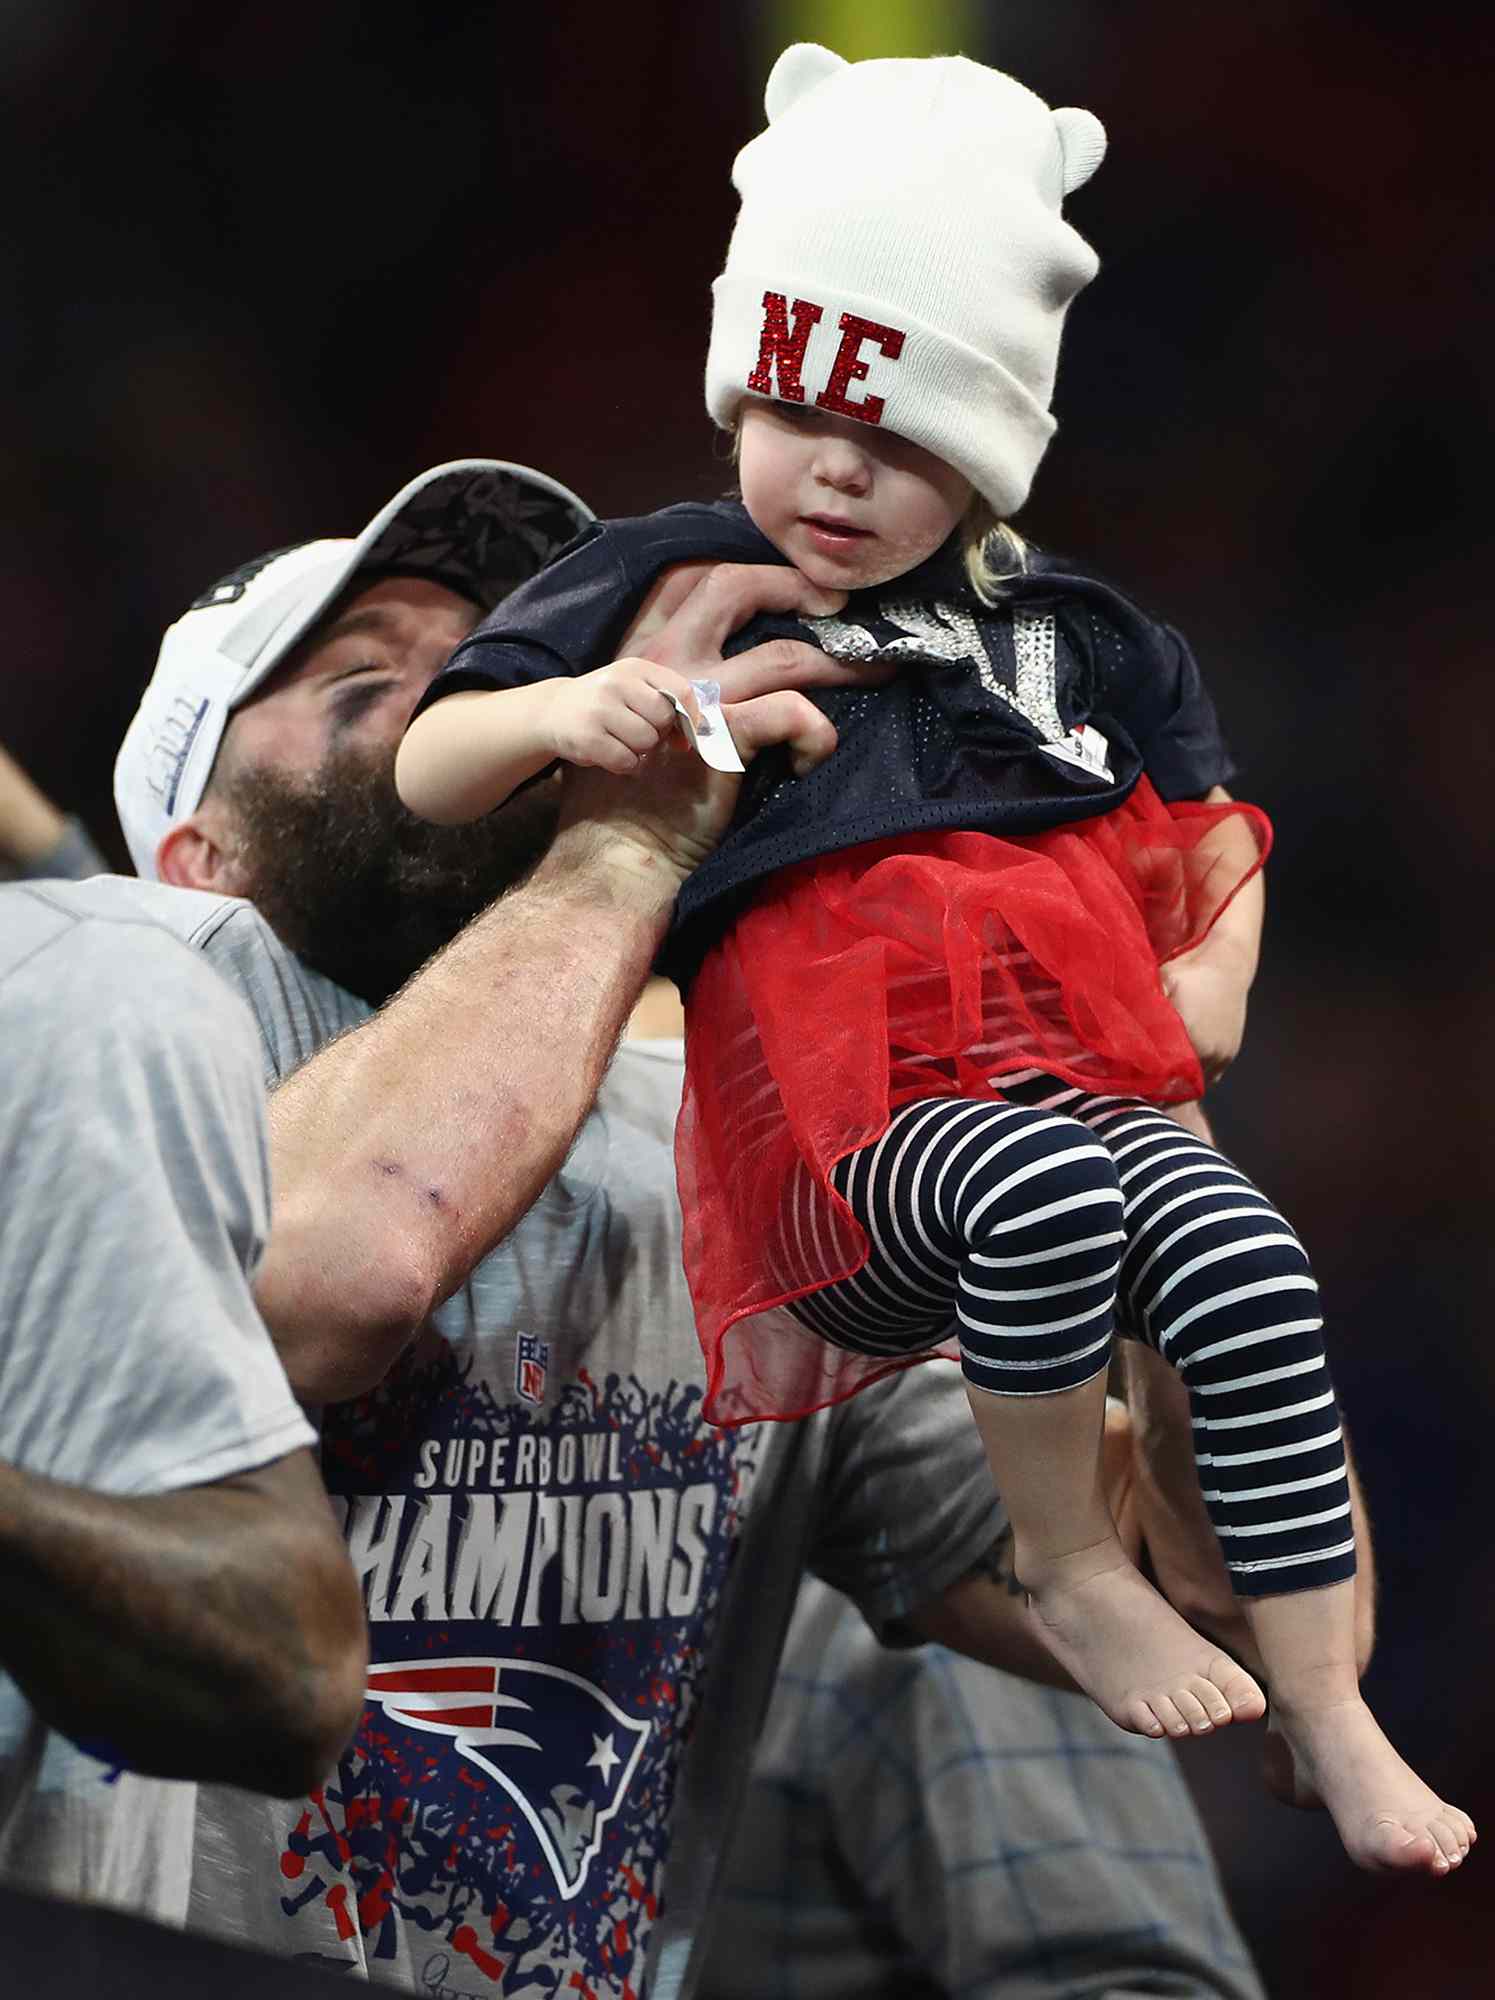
[365,1658,649,1898]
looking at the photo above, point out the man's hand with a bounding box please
[1162,949,1251,1085]
[1116,1341,1265,1676]
[552,560,889,885]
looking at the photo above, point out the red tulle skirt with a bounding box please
[677,779,1271,1427]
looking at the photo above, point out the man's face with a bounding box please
[211,575,561,1003]
[227,574,480,782]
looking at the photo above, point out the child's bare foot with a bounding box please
[1266,1695,1476,1875]
[1023,1538,1265,1738]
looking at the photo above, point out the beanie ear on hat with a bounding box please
[764,41,845,121]
[705,45,1107,521]
[1053,106,1107,194]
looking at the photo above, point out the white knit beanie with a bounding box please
[705,44,1107,519]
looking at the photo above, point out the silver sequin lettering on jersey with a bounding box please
[1010,610,1065,742]
[802,600,1065,743]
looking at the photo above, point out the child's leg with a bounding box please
[801,1096,1263,1738]
[1025,1083,1476,1874]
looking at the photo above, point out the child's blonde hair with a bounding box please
[962,496,1029,603]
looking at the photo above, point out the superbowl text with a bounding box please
[411,1428,624,1490]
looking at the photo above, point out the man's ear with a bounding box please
[157,811,248,894]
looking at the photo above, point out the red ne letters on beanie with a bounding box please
[747,292,907,425]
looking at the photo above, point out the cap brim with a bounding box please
[225,457,595,715]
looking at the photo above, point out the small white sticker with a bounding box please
[670,679,745,773]
[1041,721,1113,781]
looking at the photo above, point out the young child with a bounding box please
[397,46,1473,1874]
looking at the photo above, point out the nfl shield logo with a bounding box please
[515,1332,549,1405]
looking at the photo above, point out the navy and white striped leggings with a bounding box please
[790,1074,1355,1597]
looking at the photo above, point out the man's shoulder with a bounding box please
[0,878,271,1123]
[185,899,368,1083]
[1,873,231,963]
[0,874,366,1084]
[0,876,251,1025]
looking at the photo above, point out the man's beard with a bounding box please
[221,743,561,1005]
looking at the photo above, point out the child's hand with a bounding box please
[1160,952,1249,1084]
[548,659,703,776]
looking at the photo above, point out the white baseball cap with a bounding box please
[114,458,593,879]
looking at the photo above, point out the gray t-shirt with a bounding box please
[96,885,1004,1998]
[0,878,318,1924]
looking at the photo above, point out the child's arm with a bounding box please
[1160,785,1264,1084]
[395,658,703,826]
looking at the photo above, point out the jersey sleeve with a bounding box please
[409,521,633,720]
[807,1360,1005,1642]
[411,501,783,724]
[1103,615,1239,800]
[0,919,316,1498]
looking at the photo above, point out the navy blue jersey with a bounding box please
[421,499,1237,985]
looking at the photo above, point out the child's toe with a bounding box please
[1172,1684,1214,1733]
[1127,1696,1167,1737]
[1366,1817,1440,1874]
[1212,1657,1265,1722]
[1151,1694,1190,1738]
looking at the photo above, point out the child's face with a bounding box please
[737,400,973,591]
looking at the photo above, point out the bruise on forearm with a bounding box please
[0,1451,365,1796]
[261,844,673,1398]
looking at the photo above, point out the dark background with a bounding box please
[5,2,1493,1991]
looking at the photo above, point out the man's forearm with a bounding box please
[905,1401,1139,1690]
[905,1525,1076,1689]
[258,818,676,1401]
[0,1451,366,1796]
[0,742,68,865]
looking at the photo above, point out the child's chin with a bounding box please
[794,544,900,592]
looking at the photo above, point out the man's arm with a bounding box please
[257,566,859,1402]
[0,739,69,866]
[0,910,367,1793]
[0,1447,365,1797]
